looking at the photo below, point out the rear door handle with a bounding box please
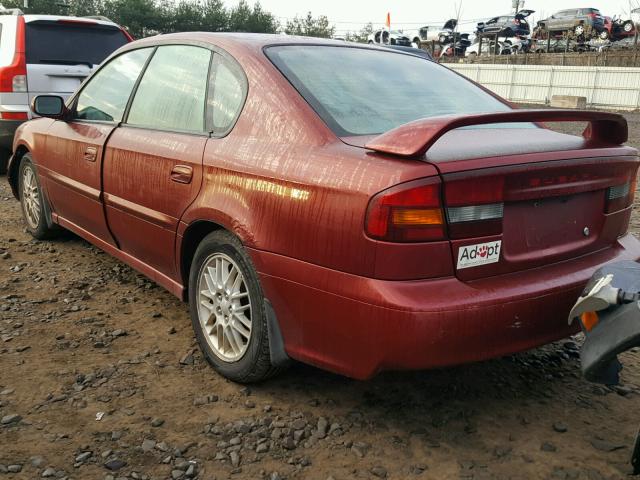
[170,165,193,184]
[83,146,97,162]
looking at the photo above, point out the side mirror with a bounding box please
[31,95,65,119]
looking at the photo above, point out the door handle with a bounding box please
[170,165,193,184]
[83,146,97,162]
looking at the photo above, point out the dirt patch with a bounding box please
[1,111,640,479]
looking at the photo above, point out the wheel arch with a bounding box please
[8,144,29,199]
[179,219,227,295]
[180,219,290,369]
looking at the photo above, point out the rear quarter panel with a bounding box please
[181,50,447,278]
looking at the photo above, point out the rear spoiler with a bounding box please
[364,109,628,158]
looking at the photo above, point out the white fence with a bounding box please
[445,63,640,111]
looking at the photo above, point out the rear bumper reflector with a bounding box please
[446,203,504,223]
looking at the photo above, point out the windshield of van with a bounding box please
[266,45,515,136]
[25,21,128,66]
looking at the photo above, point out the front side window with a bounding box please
[75,48,151,122]
[210,55,246,134]
[266,45,513,137]
[127,45,211,132]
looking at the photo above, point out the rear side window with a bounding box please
[76,48,151,122]
[210,55,246,134]
[266,45,512,137]
[127,45,211,133]
[25,21,129,66]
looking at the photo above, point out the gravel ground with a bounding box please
[1,111,640,480]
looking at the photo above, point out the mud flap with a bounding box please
[264,299,290,368]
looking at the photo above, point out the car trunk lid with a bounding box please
[355,110,638,281]
[440,150,637,280]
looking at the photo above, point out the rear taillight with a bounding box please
[0,112,28,120]
[444,176,505,239]
[121,28,134,42]
[0,17,27,93]
[606,178,636,213]
[365,178,445,242]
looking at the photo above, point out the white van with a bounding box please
[0,9,132,172]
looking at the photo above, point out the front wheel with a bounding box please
[19,154,58,239]
[599,30,610,40]
[574,24,585,36]
[188,230,280,383]
[623,21,634,33]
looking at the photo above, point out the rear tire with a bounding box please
[18,154,59,240]
[599,30,610,40]
[188,230,281,383]
[623,21,634,33]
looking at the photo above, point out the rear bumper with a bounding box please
[249,234,640,379]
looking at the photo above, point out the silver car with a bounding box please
[0,9,131,172]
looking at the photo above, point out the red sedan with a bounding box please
[6,34,640,382]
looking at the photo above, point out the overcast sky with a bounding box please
[226,0,639,34]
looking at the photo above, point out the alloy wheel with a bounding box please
[22,165,41,229]
[197,253,252,362]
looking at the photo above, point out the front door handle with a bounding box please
[83,146,97,162]
[170,165,193,184]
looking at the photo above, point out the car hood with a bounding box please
[442,19,458,30]
[516,9,535,19]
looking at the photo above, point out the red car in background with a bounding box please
[601,15,636,40]
[6,34,640,382]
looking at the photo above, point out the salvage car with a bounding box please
[476,10,534,37]
[367,29,412,46]
[600,15,636,40]
[0,9,132,173]
[7,34,640,382]
[537,8,606,38]
[407,19,459,45]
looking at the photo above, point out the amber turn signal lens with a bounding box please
[580,311,599,332]
[392,208,443,226]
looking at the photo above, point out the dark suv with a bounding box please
[476,10,534,37]
[537,8,605,37]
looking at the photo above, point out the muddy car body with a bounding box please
[7,33,640,381]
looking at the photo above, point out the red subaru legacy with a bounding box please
[6,34,640,382]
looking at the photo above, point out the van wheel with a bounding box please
[189,230,281,383]
[19,154,58,239]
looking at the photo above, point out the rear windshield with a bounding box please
[266,45,513,136]
[25,21,128,66]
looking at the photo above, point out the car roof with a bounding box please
[130,32,403,58]
[23,14,121,27]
